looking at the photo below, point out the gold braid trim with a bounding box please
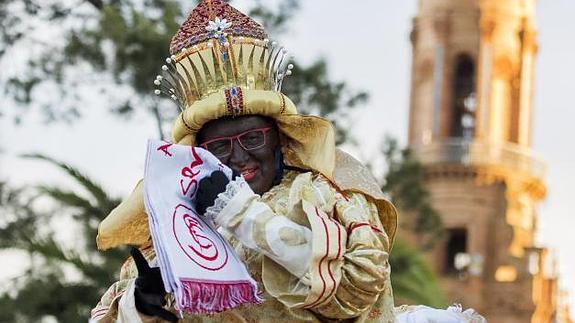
[278,92,286,114]
[180,113,194,133]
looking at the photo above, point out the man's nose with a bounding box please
[228,139,249,166]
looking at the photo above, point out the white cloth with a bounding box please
[394,304,487,323]
[206,176,314,279]
[143,140,260,315]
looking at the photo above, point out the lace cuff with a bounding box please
[205,176,251,223]
[394,304,487,323]
[205,175,314,280]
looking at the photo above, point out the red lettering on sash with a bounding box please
[179,147,204,197]
[157,142,173,157]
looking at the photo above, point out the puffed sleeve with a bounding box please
[90,278,133,322]
[310,188,392,319]
[208,172,393,320]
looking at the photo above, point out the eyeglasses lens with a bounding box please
[204,129,266,157]
[205,140,231,157]
[238,130,265,150]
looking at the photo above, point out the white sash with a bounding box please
[143,139,260,315]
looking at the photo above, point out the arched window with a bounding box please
[451,55,476,139]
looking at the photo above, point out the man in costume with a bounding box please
[91,1,484,322]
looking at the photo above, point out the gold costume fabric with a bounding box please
[97,149,397,252]
[91,171,395,322]
[93,1,398,321]
[95,0,397,252]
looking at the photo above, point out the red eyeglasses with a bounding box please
[199,127,272,158]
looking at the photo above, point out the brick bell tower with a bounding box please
[407,0,558,322]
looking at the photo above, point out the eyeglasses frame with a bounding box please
[199,126,273,158]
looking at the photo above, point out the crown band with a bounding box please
[225,86,245,116]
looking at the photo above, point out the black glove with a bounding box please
[131,247,178,323]
[195,170,231,215]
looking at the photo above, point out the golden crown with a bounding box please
[153,0,294,111]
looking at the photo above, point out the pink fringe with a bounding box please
[177,279,262,315]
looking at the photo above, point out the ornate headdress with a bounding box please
[153,0,293,112]
[96,0,397,251]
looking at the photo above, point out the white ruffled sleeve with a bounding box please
[205,177,314,280]
[394,304,487,323]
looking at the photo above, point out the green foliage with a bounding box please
[390,239,446,307]
[379,136,446,305]
[0,156,127,322]
[0,272,102,322]
[381,136,443,249]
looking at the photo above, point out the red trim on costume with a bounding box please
[321,215,343,305]
[347,222,370,234]
[307,207,329,308]
[370,225,383,233]
[334,189,350,202]
[91,307,109,318]
[347,222,383,235]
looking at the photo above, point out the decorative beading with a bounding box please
[225,86,244,116]
[169,0,267,55]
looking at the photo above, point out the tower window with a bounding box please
[451,55,476,139]
[445,228,468,274]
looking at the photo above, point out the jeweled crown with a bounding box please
[154,0,293,110]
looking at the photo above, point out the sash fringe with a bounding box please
[178,279,262,314]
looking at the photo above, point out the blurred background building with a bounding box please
[406,0,572,322]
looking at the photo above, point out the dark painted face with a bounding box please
[197,115,279,195]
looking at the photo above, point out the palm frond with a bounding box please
[25,235,110,281]
[21,153,117,212]
[37,186,101,215]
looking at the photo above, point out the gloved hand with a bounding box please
[195,170,231,215]
[131,247,178,323]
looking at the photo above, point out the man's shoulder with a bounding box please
[333,149,385,200]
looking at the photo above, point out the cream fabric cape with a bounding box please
[97,88,397,251]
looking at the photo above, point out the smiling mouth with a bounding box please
[241,167,259,181]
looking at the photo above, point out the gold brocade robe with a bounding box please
[91,171,395,322]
